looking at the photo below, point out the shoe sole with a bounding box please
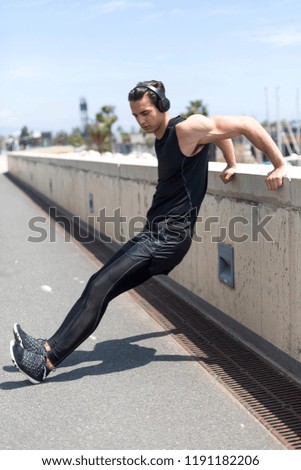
[13,323,23,347]
[10,340,43,385]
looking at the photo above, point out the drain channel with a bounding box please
[132,278,301,450]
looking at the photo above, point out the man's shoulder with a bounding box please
[177,114,209,129]
[175,114,210,142]
[173,115,212,156]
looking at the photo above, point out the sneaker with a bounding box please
[13,323,46,355]
[10,340,50,384]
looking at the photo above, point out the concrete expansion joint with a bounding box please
[207,190,296,211]
[119,176,156,185]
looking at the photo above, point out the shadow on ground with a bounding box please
[2,329,199,389]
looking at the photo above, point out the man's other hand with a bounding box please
[265,165,288,191]
[219,165,236,184]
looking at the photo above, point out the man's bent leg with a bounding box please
[47,252,152,367]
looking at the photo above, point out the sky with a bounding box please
[0,0,301,136]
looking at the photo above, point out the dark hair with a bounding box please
[128,80,166,107]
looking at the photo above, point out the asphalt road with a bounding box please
[0,166,284,450]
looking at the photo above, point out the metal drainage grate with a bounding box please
[132,279,301,450]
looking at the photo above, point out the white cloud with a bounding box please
[170,8,183,15]
[0,0,52,9]
[0,109,17,125]
[255,29,301,46]
[153,54,168,62]
[7,65,49,81]
[241,26,301,47]
[63,0,154,24]
[89,0,153,14]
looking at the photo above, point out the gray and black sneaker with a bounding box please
[13,323,46,355]
[10,340,51,384]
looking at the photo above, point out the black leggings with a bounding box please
[47,231,192,366]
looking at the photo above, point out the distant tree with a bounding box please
[145,135,155,149]
[69,127,85,147]
[20,126,30,138]
[88,123,105,152]
[116,126,131,144]
[182,100,209,118]
[53,131,69,146]
[89,105,118,152]
[121,132,131,144]
[97,105,118,152]
[19,126,31,149]
[115,126,131,154]
[0,135,9,153]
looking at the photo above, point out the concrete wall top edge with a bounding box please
[8,152,157,178]
[208,162,298,208]
[8,152,300,208]
[8,152,299,176]
[209,161,301,178]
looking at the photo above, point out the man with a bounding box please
[10,80,288,384]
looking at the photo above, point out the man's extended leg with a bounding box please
[45,251,152,367]
[12,243,130,355]
[10,250,152,382]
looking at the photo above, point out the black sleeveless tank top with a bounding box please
[146,116,210,237]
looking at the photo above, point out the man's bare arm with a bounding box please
[216,139,237,184]
[177,114,288,191]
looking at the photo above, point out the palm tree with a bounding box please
[182,100,209,118]
[91,105,118,152]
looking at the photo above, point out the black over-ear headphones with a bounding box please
[136,82,170,112]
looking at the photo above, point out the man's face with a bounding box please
[130,94,164,134]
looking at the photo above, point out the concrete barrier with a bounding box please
[7,150,301,380]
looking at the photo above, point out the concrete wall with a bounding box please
[7,151,301,378]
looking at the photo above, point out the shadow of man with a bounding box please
[3,329,199,388]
